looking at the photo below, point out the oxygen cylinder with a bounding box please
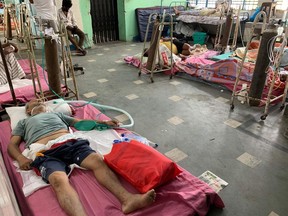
[44,38,62,95]
[4,7,12,40]
[248,24,278,106]
[221,12,233,51]
[146,17,161,71]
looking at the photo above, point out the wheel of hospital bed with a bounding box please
[260,114,267,120]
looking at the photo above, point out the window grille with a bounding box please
[193,0,285,11]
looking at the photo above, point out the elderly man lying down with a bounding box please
[8,99,156,216]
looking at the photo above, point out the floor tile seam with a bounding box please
[236,126,288,154]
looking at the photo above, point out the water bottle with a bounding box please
[113,133,158,147]
[113,136,130,144]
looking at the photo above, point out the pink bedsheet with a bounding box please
[124,51,219,76]
[176,57,286,96]
[0,59,50,104]
[0,104,224,216]
[176,58,254,86]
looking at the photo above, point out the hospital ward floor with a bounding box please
[21,41,288,216]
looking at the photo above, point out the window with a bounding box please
[192,0,258,10]
[275,0,286,10]
[192,0,286,10]
[240,0,258,10]
[194,0,209,8]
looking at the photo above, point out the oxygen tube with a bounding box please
[55,100,158,147]
[62,100,134,129]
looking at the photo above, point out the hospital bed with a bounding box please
[124,50,285,105]
[0,58,70,119]
[174,54,286,106]
[170,1,248,39]
[0,59,49,105]
[0,103,225,216]
[0,58,50,120]
[175,56,254,89]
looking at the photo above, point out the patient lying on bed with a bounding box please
[8,99,156,216]
[0,42,26,85]
[144,38,208,58]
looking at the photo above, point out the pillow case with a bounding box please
[104,140,182,193]
[5,99,73,130]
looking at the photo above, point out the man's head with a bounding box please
[25,99,47,116]
[62,0,72,12]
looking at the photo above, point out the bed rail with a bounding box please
[168,0,196,14]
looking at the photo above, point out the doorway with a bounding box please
[90,0,119,43]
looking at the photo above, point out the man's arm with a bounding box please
[8,136,32,170]
[71,118,119,127]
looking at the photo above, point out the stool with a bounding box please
[260,2,277,22]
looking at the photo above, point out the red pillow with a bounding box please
[104,140,182,193]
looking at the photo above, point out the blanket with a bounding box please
[0,53,26,85]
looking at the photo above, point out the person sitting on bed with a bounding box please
[7,99,156,216]
[0,41,26,85]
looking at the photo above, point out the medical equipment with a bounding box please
[61,100,135,129]
[230,11,288,120]
[138,9,174,83]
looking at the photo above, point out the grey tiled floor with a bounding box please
[16,40,288,216]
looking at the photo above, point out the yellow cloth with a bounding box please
[160,41,178,54]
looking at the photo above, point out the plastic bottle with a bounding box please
[113,133,158,147]
[113,137,130,144]
[224,45,230,54]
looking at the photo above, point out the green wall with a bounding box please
[79,0,173,42]
[118,0,173,41]
[117,0,126,41]
[80,0,93,43]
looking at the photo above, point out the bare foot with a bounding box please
[122,189,156,214]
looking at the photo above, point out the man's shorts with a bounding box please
[31,139,95,183]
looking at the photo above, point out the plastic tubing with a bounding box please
[63,100,134,128]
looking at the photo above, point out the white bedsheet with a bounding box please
[177,14,226,25]
[0,79,33,94]
[13,129,121,197]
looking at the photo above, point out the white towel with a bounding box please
[14,129,121,197]
[0,79,33,94]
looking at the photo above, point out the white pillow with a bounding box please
[5,99,72,130]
